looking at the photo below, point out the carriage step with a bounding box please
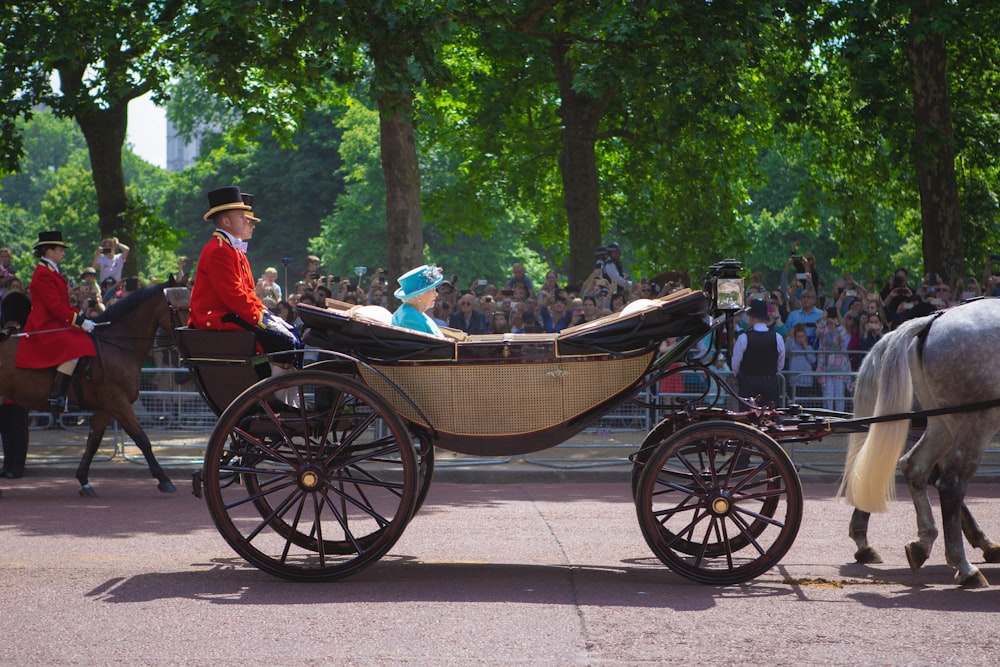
[191,468,203,499]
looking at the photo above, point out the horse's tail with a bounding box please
[838,339,882,498]
[838,324,917,513]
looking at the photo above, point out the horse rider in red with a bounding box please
[15,231,98,411]
[189,186,301,363]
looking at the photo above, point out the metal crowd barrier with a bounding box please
[22,364,1000,476]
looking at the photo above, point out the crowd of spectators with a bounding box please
[734,249,1000,409]
[261,246,681,337]
[4,238,997,412]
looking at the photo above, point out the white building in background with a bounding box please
[166,117,216,172]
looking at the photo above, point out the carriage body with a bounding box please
[296,288,713,456]
[171,261,809,586]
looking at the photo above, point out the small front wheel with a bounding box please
[635,421,802,584]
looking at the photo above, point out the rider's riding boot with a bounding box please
[48,371,72,412]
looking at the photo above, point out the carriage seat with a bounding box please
[170,326,268,416]
[555,288,712,356]
[322,299,467,342]
[163,287,191,329]
[298,302,460,362]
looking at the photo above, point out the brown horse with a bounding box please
[0,282,180,496]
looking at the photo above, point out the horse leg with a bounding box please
[849,508,883,564]
[76,413,111,497]
[117,412,176,493]
[961,504,1000,563]
[898,434,939,571]
[936,468,988,588]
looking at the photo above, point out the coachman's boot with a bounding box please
[48,371,72,412]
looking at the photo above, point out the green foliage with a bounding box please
[3,0,1000,296]
[310,97,547,285]
[0,113,88,212]
[162,104,345,278]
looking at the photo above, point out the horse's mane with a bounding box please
[93,282,168,324]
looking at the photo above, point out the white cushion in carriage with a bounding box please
[348,304,393,326]
[619,298,661,318]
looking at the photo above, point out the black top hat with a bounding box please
[203,186,253,221]
[240,193,261,223]
[33,230,68,249]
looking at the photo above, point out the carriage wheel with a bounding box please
[202,370,419,581]
[411,433,435,515]
[630,420,680,501]
[635,421,802,584]
[632,421,781,557]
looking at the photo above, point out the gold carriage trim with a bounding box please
[359,351,655,436]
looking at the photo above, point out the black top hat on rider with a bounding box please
[240,193,261,223]
[33,230,68,257]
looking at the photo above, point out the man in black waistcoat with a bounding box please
[731,299,785,407]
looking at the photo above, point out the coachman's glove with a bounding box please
[262,311,299,343]
[75,314,96,333]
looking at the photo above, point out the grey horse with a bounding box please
[840,298,1000,587]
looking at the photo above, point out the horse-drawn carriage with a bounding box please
[166,259,850,586]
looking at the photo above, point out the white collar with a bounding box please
[40,257,60,273]
[216,228,247,252]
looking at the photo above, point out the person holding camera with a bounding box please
[601,242,631,293]
[255,266,282,302]
[858,311,886,354]
[983,254,1000,297]
[91,236,130,284]
[0,246,17,297]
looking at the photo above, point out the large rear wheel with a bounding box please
[202,370,419,581]
[635,421,802,584]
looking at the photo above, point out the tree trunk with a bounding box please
[75,104,136,277]
[908,0,963,285]
[551,39,612,285]
[372,47,424,305]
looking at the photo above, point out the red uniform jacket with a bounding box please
[15,262,96,369]
[189,232,265,331]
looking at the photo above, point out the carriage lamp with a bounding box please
[708,259,745,311]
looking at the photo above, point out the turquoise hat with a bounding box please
[394,264,444,300]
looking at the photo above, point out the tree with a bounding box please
[789,1,1000,284]
[426,1,786,282]
[313,97,548,284]
[182,0,458,287]
[0,1,188,277]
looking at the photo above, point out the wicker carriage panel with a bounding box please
[359,351,654,436]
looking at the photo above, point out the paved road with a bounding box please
[1,476,998,666]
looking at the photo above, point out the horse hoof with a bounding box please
[905,541,929,571]
[981,543,1000,564]
[957,570,989,589]
[78,484,97,498]
[158,480,177,493]
[854,546,883,564]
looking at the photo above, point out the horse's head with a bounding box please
[95,279,187,343]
